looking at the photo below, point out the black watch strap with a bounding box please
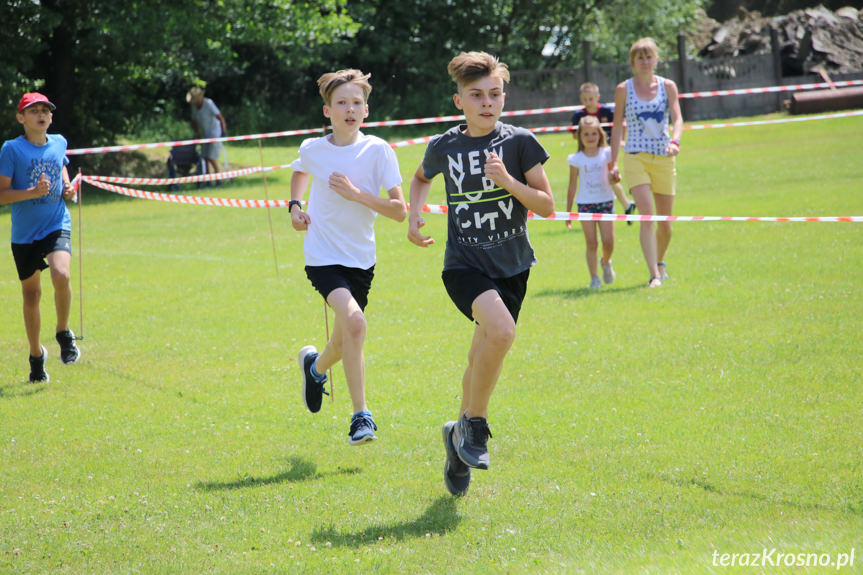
[289,200,302,212]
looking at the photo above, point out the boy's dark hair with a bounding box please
[317,69,372,105]
[447,51,510,88]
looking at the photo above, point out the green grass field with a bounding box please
[1,113,862,574]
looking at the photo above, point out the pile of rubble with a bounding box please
[691,5,863,75]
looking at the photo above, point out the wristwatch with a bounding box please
[289,200,302,212]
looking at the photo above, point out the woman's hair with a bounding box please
[629,37,660,66]
[577,116,607,152]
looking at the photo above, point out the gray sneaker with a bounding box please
[442,421,471,496]
[348,411,377,445]
[455,414,492,470]
[298,345,328,413]
[601,260,616,284]
[589,276,602,290]
[28,345,49,383]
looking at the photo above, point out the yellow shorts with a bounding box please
[623,152,676,196]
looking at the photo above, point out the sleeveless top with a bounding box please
[624,76,671,155]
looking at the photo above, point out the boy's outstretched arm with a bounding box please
[328,172,407,222]
[290,171,312,231]
[484,153,555,217]
[0,173,51,206]
[408,165,434,247]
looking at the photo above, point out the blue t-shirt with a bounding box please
[422,122,549,278]
[0,134,71,244]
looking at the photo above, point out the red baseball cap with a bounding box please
[18,92,56,113]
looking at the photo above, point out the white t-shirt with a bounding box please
[291,132,402,268]
[567,147,615,204]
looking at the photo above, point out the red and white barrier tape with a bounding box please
[417,204,861,223]
[66,80,863,156]
[83,176,293,208]
[79,177,861,222]
[86,164,292,186]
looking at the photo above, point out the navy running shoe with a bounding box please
[298,345,328,413]
[442,421,471,496]
[455,414,492,470]
[349,411,378,445]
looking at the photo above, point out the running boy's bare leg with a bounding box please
[20,271,43,357]
[47,250,72,333]
[457,289,515,421]
[316,288,368,414]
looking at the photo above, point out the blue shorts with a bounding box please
[11,229,72,281]
[441,267,530,324]
[577,200,615,214]
[305,264,374,311]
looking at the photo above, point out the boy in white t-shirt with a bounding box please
[289,69,407,445]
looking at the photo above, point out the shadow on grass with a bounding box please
[310,496,460,547]
[534,283,645,300]
[0,381,49,399]
[194,456,360,491]
[651,472,862,516]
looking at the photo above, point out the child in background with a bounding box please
[290,69,407,445]
[567,116,618,290]
[0,92,80,383]
[570,82,636,222]
[409,51,554,496]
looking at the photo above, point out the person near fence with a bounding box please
[0,92,80,383]
[408,51,554,496]
[609,37,683,287]
[567,116,619,290]
[569,82,636,222]
[187,86,227,181]
[290,69,407,445]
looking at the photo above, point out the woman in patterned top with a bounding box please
[609,37,683,287]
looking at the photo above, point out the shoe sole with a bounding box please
[298,345,323,413]
[60,350,80,365]
[348,434,377,446]
[442,421,470,496]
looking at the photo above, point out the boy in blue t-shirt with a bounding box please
[409,52,555,496]
[0,92,80,383]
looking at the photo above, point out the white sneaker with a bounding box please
[601,261,616,284]
[589,276,602,290]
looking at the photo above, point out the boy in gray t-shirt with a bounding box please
[408,51,555,496]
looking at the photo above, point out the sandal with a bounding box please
[657,261,669,280]
[648,276,662,288]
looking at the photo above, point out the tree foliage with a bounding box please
[1,0,706,151]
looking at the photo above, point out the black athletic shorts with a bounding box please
[11,229,72,281]
[441,267,530,324]
[305,264,375,311]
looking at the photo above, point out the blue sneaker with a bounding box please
[455,414,492,470]
[442,421,471,496]
[349,411,377,445]
[28,345,49,383]
[298,345,328,413]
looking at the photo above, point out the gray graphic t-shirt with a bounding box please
[422,122,549,278]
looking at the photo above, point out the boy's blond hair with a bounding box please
[629,37,660,65]
[579,82,599,96]
[576,116,607,152]
[447,51,510,88]
[317,69,372,105]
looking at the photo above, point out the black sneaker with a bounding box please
[348,411,377,445]
[56,329,80,365]
[298,345,328,413]
[28,345,49,383]
[455,414,492,470]
[625,201,637,226]
[442,421,471,496]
